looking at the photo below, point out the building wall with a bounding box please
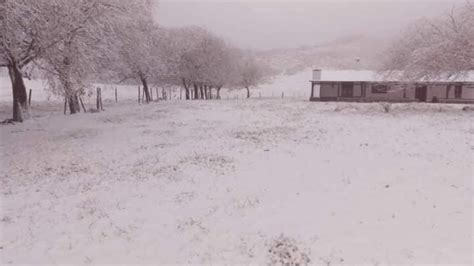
[462,84,474,99]
[427,84,447,100]
[354,83,362,97]
[317,81,474,102]
[311,83,321,98]
[405,86,416,99]
[320,83,338,97]
[365,83,406,100]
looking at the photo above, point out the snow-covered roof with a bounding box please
[312,70,474,83]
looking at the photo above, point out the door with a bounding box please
[415,86,427,102]
[341,82,354,97]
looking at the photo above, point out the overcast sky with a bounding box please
[155,0,465,50]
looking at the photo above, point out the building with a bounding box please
[310,69,474,103]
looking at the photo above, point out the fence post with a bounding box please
[96,87,100,111]
[282,92,284,98]
[115,87,118,102]
[138,86,141,104]
[28,89,32,107]
[79,97,87,113]
[100,88,104,110]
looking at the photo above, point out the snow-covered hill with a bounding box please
[256,34,389,75]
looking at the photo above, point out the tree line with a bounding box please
[1,0,272,122]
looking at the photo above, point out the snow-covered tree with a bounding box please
[1,0,63,121]
[237,55,266,98]
[382,2,474,81]
[1,0,137,117]
[168,26,242,100]
[153,26,203,100]
[109,0,164,103]
[37,0,135,113]
[203,39,238,99]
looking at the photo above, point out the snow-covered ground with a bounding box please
[1,98,472,265]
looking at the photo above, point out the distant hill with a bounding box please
[256,34,390,75]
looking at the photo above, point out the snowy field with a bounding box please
[0,98,472,264]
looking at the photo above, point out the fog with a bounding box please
[156,0,465,50]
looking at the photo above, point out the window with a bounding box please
[454,84,462,99]
[371,84,389,94]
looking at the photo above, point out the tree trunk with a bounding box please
[140,76,151,103]
[13,100,23,122]
[67,85,80,114]
[203,86,208,100]
[181,78,191,100]
[246,87,250,98]
[193,83,199,100]
[7,62,28,122]
[217,87,222,99]
[68,92,80,114]
[200,85,204,100]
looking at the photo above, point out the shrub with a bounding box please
[267,234,311,266]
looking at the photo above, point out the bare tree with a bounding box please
[237,56,266,98]
[381,2,474,81]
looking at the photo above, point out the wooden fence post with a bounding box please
[96,87,100,111]
[79,97,87,113]
[28,89,32,107]
[99,88,104,111]
[282,92,284,98]
[115,87,118,102]
[137,86,141,104]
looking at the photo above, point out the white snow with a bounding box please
[0,97,472,265]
